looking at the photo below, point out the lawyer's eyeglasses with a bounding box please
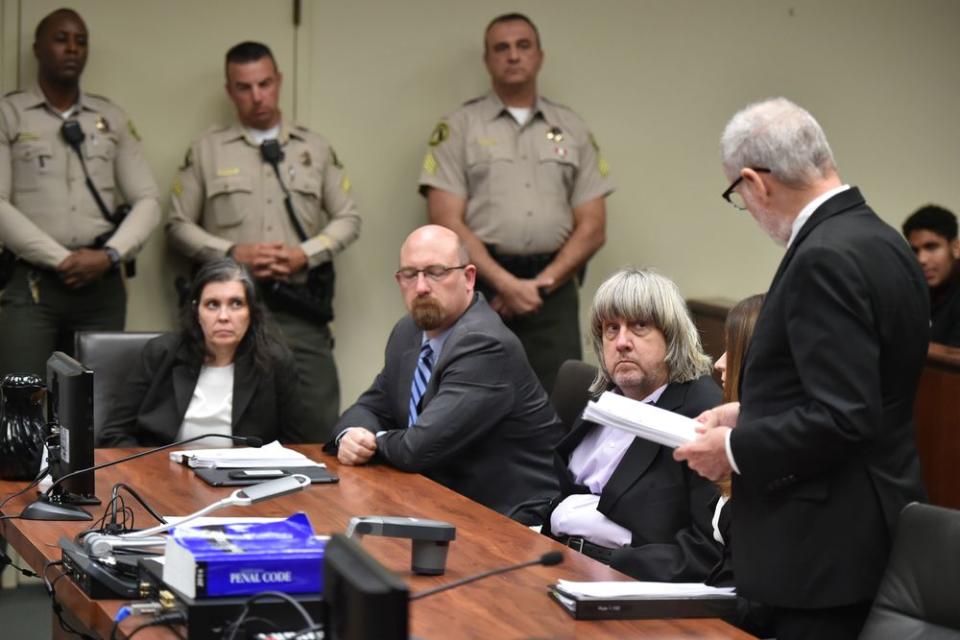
[395,265,467,283]
[722,168,771,211]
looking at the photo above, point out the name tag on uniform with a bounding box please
[217,167,240,177]
[475,137,497,147]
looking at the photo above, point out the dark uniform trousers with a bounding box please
[0,263,125,377]
[495,279,581,394]
[265,304,339,443]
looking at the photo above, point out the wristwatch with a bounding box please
[104,247,121,267]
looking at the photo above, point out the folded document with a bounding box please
[169,440,323,469]
[582,392,701,448]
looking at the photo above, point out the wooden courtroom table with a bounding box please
[0,446,752,639]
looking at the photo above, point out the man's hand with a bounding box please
[674,403,740,481]
[56,249,113,288]
[337,427,378,466]
[696,402,741,430]
[268,245,309,280]
[230,242,285,278]
[493,275,555,317]
[674,426,733,481]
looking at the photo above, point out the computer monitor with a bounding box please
[46,351,96,501]
[323,534,408,640]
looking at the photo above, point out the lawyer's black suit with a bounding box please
[730,188,929,610]
[330,294,563,522]
[543,375,723,582]
[98,332,310,447]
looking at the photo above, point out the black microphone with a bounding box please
[19,434,263,521]
[409,551,564,601]
[260,139,284,165]
[61,120,85,148]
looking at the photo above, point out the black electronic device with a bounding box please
[138,557,324,639]
[22,352,98,521]
[21,431,263,521]
[196,465,338,487]
[323,534,408,640]
[346,515,455,575]
[60,536,143,600]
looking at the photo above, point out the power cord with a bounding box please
[43,560,96,639]
[223,591,317,640]
[0,546,38,578]
[111,609,186,640]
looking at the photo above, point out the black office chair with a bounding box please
[75,331,162,438]
[550,360,598,432]
[859,502,960,639]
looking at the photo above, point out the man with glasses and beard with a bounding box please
[328,225,561,523]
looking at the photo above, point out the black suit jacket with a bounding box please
[329,294,563,522]
[543,375,723,582]
[730,188,929,608]
[98,333,311,447]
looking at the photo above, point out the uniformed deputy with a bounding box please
[166,42,361,441]
[0,9,160,378]
[418,13,615,393]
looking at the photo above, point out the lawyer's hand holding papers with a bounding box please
[674,402,740,481]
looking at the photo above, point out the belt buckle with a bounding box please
[567,537,585,553]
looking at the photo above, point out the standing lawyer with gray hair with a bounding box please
[676,97,929,639]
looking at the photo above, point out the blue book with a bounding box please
[163,513,326,599]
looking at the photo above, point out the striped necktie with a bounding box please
[408,342,434,427]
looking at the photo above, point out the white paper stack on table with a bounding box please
[554,580,736,600]
[169,440,324,468]
[581,391,701,448]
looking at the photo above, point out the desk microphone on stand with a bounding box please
[409,551,564,600]
[20,434,263,521]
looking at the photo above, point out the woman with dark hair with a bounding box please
[713,294,765,497]
[705,294,772,636]
[98,259,310,446]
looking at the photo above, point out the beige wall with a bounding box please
[3,1,960,409]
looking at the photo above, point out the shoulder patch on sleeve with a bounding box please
[329,146,343,169]
[589,133,611,178]
[423,151,438,175]
[428,122,449,147]
[127,119,142,141]
[171,176,183,197]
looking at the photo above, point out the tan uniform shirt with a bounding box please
[166,121,361,275]
[0,87,161,268]
[418,93,614,255]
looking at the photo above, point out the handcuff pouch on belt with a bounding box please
[258,139,335,325]
[61,120,136,277]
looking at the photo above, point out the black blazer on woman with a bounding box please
[98,332,310,447]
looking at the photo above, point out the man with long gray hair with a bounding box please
[541,268,723,583]
[676,98,929,639]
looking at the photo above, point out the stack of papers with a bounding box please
[169,440,323,469]
[553,580,735,600]
[582,392,701,448]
